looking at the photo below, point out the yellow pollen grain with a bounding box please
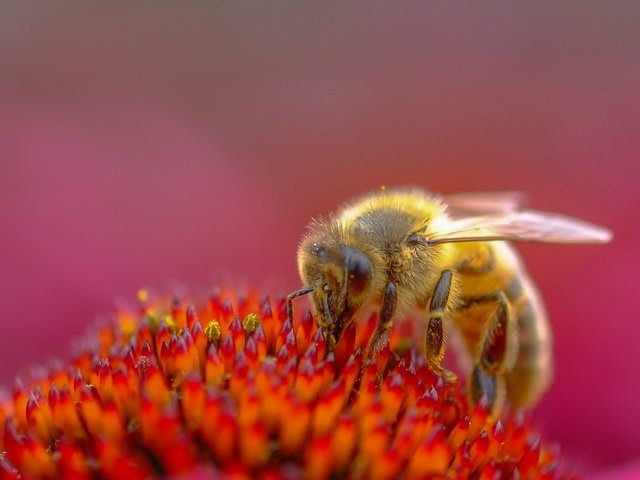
[204,321,222,344]
[242,313,261,334]
[164,315,177,333]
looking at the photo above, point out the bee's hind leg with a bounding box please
[463,291,517,413]
[360,282,397,374]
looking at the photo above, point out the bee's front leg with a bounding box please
[361,282,397,371]
[425,270,458,382]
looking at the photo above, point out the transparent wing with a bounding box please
[428,210,613,245]
[444,191,527,216]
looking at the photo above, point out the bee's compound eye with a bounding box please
[407,233,426,247]
[345,248,373,293]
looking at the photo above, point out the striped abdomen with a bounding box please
[450,242,553,409]
[503,264,553,408]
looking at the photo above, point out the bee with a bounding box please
[288,187,612,412]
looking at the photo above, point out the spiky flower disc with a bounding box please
[0,287,571,479]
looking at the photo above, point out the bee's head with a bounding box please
[298,238,374,346]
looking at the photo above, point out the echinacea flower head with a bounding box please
[0,287,573,479]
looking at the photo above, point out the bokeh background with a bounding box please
[1,3,638,478]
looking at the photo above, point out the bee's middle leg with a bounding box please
[425,270,457,381]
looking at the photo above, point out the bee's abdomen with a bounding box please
[451,242,553,410]
[504,275,553,409]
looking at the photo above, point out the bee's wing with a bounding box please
[428,210,613,245]
[444,191,526,216]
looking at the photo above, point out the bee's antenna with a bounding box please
[287,286,314,324]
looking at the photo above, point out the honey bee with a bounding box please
[288,187,612,412]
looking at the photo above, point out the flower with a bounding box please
[0,287,572,479]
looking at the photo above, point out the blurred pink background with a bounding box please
[1,4,638,477]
